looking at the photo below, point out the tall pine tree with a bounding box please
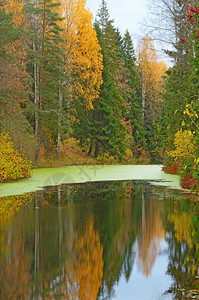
[24,0,66,158]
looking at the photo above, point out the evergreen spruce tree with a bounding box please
[72,0,127,159]
[121,30,145,156]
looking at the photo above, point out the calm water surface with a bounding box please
[0,169,199,299]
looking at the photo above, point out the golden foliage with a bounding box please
[137,35,167,116]
[169,129,196,161]
[59,0,103,108]
[168,210,199,276]
[63,217,104,299]
[0,132,33,182]
[72,218,103,299]
[0,194,32,220]
[4,0,25,27]
[168,211,193,248]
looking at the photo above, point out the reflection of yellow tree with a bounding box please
[47,216,103,299]
[168,212,193,248]
[0,194,32,258]
[0,194,32,219]
[168,211,198,276]
[0,239,30,299]
[71,218,103,299]
[137,197,165,277]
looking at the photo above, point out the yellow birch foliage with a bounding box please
[137,35,167,116]
[58,0,103,108]
[0,132,32,182]
[4,0,25,27]
[169,129,196,161]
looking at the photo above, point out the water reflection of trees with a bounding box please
[136,191,165,277]
[164,198,199,298]
[0,239,30,299]
[0,182,198,299]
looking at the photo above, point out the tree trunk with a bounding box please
[87,140,93,156]
[34,192,40,278]
[58,185,63,258]
[33,37,41,161]
[57,84,63,158]
[142,79,146,122]
[94,141,99,158]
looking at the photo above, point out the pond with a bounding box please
[0,165,198,299]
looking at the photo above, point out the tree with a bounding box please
[73,0,127,158]
[137,36,167,121]
[159,1,199,188]
[41,0,104,157]
[0,0,29,125]
[121,30,145,156]
[61,0,103,108]
[137,35,167,160]
[25,0,66,159]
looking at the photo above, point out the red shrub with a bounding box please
[180,173,197,189]
[162,163,179,175]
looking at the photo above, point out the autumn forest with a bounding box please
[0,0,199,190]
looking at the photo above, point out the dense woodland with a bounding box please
[0,0,198,190]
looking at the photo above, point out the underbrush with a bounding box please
[162,163,179,175]
[162,130,199,192]
[180,173,198,190]
[37,138,94,168]
[0,132,33,182]
[37,138,150,168]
